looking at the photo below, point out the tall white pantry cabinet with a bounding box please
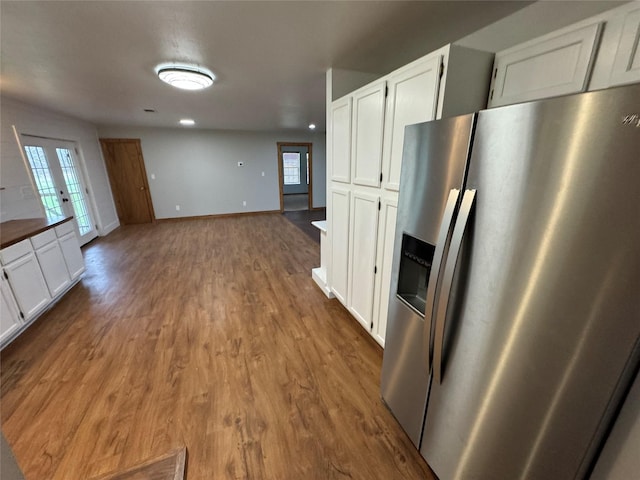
[327,44,494,347]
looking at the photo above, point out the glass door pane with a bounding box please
[23,145,64,220]
[55,147,93,237]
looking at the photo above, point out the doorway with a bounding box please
[277,142,313,212]
[21,135,98,246]
[99,139,155,225]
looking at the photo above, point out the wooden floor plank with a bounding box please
[1,214,434,479]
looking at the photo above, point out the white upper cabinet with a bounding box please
[382,55,441,192]
[351,81,386,187]
[330,96,352,183]
[610,7,640,86]
[489,22,602,107]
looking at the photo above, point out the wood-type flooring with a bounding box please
[1,214,434,480]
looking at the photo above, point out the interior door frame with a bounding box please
[277,142,313,212]
[99,138,155,225]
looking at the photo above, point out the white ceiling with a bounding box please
[0,1,532,132]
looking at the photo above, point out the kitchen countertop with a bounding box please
[0,216,73,249]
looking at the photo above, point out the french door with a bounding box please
[21,136,98,245]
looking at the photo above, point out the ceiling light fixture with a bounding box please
[156,63,215,91]
[180,119,195,126]
[308,123,316,130]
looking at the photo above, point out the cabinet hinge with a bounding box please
[439,61,445,79]
[493,68,498,79]
[380,172,383,183]
[385,85,389,97]
[85,187,89,195]
[370,321,374,330]
[378,200,381,210]
[75,147,79,155]
[19,311,24,319]
[490,89,494,101]
[374,266,377,274]
[3,271,8,280]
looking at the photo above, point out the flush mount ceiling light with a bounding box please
[180,119,195,126]
[308,123,316,130]
[156,63,215,91]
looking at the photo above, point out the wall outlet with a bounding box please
[175,205,181,211]
[242,201,246,207]
[237,161,244,167]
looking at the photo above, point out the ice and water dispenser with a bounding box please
[396,233,435,316]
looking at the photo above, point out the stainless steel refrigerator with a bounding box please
[380,83,640,479]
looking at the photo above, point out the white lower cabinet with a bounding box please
[3,249,51,321]
[58,231,85,279]
[0,221,85,348]
[329,188,350,305]
[35,239,71,297]
[0,274,23,345]
[371,197,398,347]
[347,190,380,331]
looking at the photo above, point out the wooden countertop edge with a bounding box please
[0,216,74,250]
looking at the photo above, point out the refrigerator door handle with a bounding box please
[433,188,476,384]
[423,188,460,370]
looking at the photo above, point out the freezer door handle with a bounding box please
[433,188,476,384]
[423,188,460,370]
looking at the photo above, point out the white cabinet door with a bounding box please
[0,274,22,346]
[351,81,386,187]
[4,252,51,320]
[347,190,380,331]
[372,197,398,347]
[330,187,350,305]
[330,96,352,183]
[489,22,602,107]
[35,241,71,297]
[610,8,640,86]
[58,231,85,280]
[382,56,441,192]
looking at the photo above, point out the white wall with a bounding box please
[96,126,326,219]
[0,96,119,234]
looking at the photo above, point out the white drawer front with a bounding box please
[30,229,57,250]
[54,220,74,238]
[0,240,33,265]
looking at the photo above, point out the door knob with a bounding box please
[140,186,145,191]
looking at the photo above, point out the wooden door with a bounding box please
[100,139,155,224]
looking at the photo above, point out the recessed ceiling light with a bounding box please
[156,63,215,91]
[180,119,195,126]
[308,123,316,130]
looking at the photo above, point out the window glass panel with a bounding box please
[283,152,300,185]
[23,145,64,220]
